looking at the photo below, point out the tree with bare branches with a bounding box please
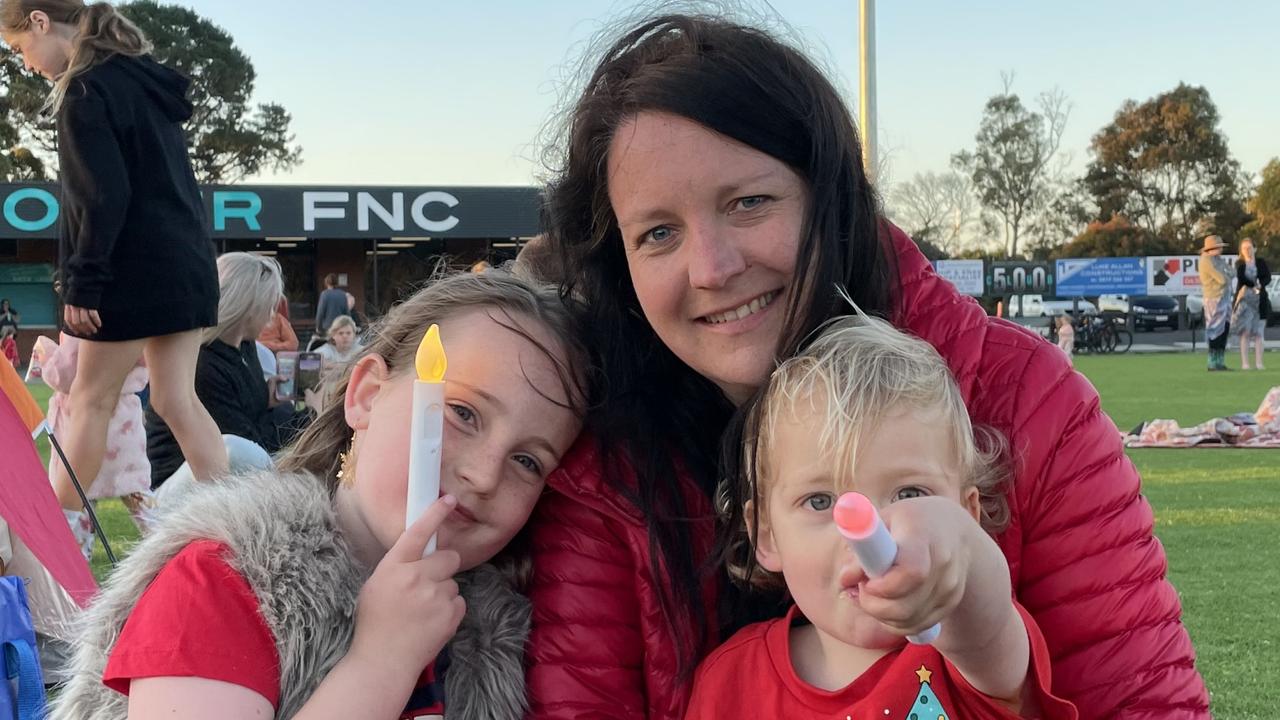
[953,74,1070,258]
[886,171,977,257]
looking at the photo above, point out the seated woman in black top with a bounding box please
[0,298,18,334]
[147,253,313,487]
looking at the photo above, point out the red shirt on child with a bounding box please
[685,604,1077,720]
[2,336,18,368]
[104,540,446,718]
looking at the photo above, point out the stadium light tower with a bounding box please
[859,0,877,183]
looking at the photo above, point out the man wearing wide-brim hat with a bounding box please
[1199,235,1233,371]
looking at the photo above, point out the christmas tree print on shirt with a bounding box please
[902,665,950,720]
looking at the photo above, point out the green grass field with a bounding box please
[25,383,143,577]
[23,355,1277,717]
[1072,354,1277,719]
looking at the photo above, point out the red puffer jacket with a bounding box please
[524,225,1210,720]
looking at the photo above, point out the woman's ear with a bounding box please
[344,353,390,431]
[745,499,783,573]
[29,11,50,34]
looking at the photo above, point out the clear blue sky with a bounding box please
[179,0,1279,188]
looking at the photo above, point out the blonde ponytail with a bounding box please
[0,1,150,113]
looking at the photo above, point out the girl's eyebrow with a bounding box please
[449,380,504,411]
[527,436,560,460]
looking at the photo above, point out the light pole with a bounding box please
[859,0,877,184]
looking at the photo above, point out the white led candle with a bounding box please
[407,324,447,556]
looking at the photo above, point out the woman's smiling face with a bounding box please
[608,112,807,404]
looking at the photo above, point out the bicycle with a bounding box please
[1073,313,1128,354]
[1071,314,1100,354]
[1107,317,1133,354]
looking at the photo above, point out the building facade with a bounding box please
[0,182,541,360]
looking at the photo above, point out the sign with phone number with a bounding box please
[1055,257,1147,296]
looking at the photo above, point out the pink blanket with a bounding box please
[1124,387,1280,448]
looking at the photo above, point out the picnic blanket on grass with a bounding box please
[1124,386,1280,448]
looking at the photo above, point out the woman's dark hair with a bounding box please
[542,14,896,675]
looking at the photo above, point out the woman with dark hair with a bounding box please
[0,298,19,335]
[525,13,1208,720]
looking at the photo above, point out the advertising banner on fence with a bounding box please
[1055,257,1147,296]
[1146,255,1237,295]
[933,259,984,296]
[985,261,1055,295]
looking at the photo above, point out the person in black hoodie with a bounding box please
[1,1,228,518]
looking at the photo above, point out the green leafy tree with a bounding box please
[0,116,45,180]
[1084,84,1242,245]
[1052,216,1182,259]
[1241,158,1280,250]
[0,51,49,180]
[1024,176,1092,259]
[953,75,1070,259]
[0,1,301,182]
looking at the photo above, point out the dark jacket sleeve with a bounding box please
[1237,260,1255,288]
[57,83,133,309]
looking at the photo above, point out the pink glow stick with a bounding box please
[833,492,941,644]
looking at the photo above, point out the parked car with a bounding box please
[1131,295,1179,331]
[1186,293,1203,317]
[1268,278,1280,327]
[1007,294,1098,318]
[1097,294,1130,313]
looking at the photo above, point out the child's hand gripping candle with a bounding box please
[407,324,447,556]
[833,491,942,645]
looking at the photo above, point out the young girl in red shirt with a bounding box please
[51,271,587,720]
[0,326,17,368]
[687,315,1077,719]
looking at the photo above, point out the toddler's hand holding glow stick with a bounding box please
[833,492,941,645]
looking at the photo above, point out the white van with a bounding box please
[1098,294,1130,313]
[1007,294,1098,318]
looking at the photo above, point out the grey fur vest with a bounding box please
[49,471,530,720]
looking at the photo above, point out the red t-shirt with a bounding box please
[685,604,1077,720]
[104,540,446,718]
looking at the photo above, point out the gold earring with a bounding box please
[337,439,357,486]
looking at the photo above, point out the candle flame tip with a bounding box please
[415,324,447,382]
